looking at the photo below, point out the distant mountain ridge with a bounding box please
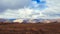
[0,18,16,22]
[0,18,60,23]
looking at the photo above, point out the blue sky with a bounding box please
[0,0,60,19]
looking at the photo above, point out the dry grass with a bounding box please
[0,22,60,34]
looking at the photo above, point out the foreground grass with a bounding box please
[0,23,60,34]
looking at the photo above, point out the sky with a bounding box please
[0,0,60,19]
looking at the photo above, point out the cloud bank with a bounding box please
[0,0,60,19]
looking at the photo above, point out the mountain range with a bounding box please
[0,18,60,23]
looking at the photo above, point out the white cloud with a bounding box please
[0,7,46,19]
[0,0,60,19]
[0,8,34,19]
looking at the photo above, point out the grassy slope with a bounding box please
[0,23,60,34]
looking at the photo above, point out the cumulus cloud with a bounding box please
[0,8,46,19]
[42,0,60,19]
[0,0,60,19]
[0,8,33,19]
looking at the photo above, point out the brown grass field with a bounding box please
[0,23,60,34]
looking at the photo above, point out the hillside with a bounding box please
[0,23,60,34]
